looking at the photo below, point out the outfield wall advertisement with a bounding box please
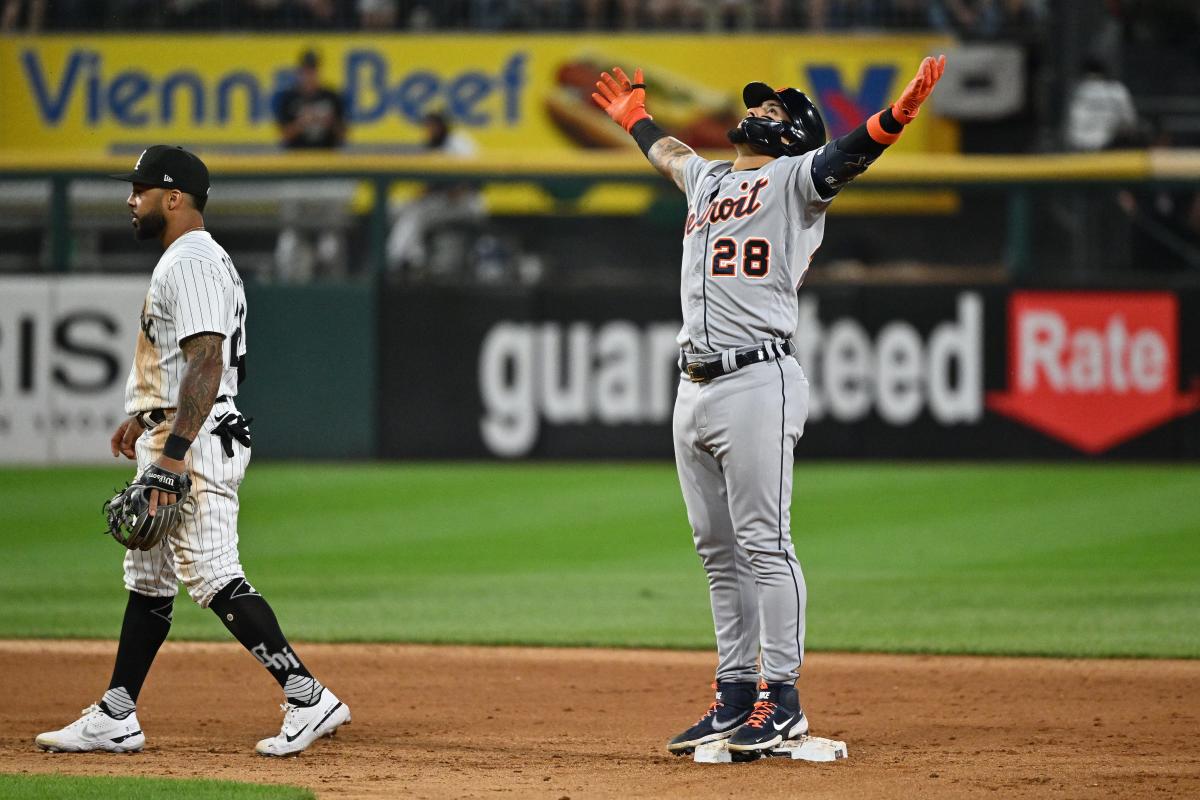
[6,280,1197,463]
[0,34,954,156]
[379,286,1200,460]
[0,276,145,464]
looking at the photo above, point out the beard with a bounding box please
[133,208,166,241]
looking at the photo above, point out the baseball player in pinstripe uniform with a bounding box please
[36,146,350,757]
[593,57,946,757]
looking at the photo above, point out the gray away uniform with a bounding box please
[673,150,831,684]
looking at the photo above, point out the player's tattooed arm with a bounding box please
[647,137,696,193]
[147,331,223,513]
[173,333,225,442]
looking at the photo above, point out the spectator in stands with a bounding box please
[930,0,1038,39]
[469,0,523,29]
[359,0,398,28]
[1,0,44,30]
[1064,56,1140,152]
[582,0,639,29]
[302,0,336,24]
[807,0,885,30]
[644,0,705,29]
[386,112,487,280]
[161,0,226,28]
[700,0,758,30]
[272,49,350,281]
[884,0,933,30]
[276,49,346,149]
[1116,127,1200,271]
[420,111,479,157]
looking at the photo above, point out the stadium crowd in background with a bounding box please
[0,0,1050,33]
[0,0,1195,40]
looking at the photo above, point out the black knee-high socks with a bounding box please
[101,591,174,719]
[99,579,322,719]
[208,577,324,707]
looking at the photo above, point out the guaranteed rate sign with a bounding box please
[378,285,1200,460]
[987,292,1200,454]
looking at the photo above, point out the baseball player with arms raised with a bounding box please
[593,57,945,757]
[35,146,350,757]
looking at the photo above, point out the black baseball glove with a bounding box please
[103,464,192,551]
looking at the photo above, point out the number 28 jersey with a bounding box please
[678,152,831,353]
[125,230,247,415]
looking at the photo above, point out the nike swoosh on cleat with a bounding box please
[111,730,142,743]
[284,725,309,743]
[710,716,741,732]
[772,715,794,731]
[315,702,343,732]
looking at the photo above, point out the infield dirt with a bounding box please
[1,641,1197,799]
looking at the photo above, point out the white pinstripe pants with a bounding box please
[124,400,250,607]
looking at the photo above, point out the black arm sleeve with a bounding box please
[630,118,669,156]
[810,107,904,200]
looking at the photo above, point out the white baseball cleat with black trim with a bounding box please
[35,704,145,753]
[255,688,350,757]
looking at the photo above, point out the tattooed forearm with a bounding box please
[647,137,696,192]
[173,333,225,441]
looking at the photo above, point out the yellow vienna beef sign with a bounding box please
[0,34,954,156]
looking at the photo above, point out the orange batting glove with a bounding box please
[891,54,947,125]
[592,67,650,133]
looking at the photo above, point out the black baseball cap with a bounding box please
[743,82,791,114]
[109,145,210,199]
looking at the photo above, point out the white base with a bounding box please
[693,736,849,764]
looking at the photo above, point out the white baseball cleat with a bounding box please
[255,688,350,757]
[35,704,145,753]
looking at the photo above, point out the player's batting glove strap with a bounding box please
[211,412,252,458]
[103,466,192,551]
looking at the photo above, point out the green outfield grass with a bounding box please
[0,774,313,799]
[0,463,1197,658]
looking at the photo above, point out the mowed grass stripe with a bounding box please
[0,774,313,799]
[0,463,1196,657]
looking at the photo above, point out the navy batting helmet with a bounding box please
[736,82,826,158]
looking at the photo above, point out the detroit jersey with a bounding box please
[678,152,831,352]
[125,230,247,414]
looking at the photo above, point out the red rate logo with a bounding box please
[986,292,1200,453]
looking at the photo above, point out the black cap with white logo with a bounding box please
[109,145,210,199]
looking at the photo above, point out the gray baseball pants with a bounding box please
[673,355,809,684]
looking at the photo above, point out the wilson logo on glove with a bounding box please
[987,292,1200,453]
[103,465,191,550]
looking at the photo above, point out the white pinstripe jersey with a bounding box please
[678,152,831,353]
[125,230,246,414]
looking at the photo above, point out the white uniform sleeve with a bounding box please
[783,151,833,229]
[165,258,232,344]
